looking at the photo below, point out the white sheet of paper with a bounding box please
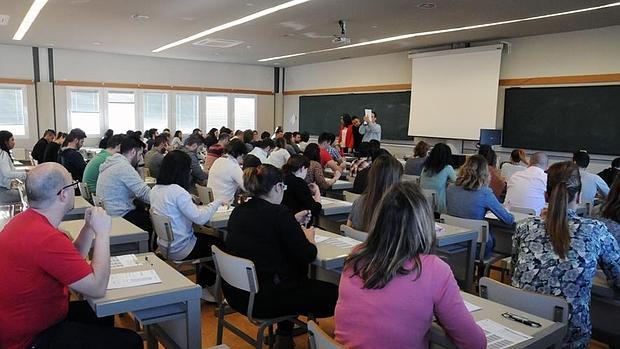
[107,270,162,290]
[314,235,330,244]
[485,212,499,220]
[110,254,139,269]
[477,319,532,349]
[322,236,361,249]
[435,223,445,236]
[216,205,234,213]
[464,301,482,312]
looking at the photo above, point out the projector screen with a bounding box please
[408,45,502,140]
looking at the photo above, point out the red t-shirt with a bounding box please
[0,209,93,349]
[319,147,332,168]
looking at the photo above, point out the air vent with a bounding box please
[0,15,9,26]
[192,38,244,48]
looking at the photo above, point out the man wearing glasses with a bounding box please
[0,163,142,349]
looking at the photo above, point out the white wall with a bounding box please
[0,45,277,149]
[283,25,620,171]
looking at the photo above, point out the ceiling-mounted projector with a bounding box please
[333,20,351,44]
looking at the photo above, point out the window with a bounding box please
[143,92,168,131]
[69,90,100,135]
[107,91,135,134]
[205,96,228,130]
[176,94,199,134]
[234,97,256,131]
[0,87,27,136]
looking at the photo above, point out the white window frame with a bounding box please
[104,88,138,135]
[0,84,29,139]
[141,90,170,133]
[205,93,231,131]
[175,92,201,134]
[231,94,257,131]
[67,87,103,137]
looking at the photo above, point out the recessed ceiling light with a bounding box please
[259,1,620,62]
[92,41,103,46]
[131,14,150,20]
[417,3,436,10]
[153,0,311,53]
[371,25,378,29]
[12,0,49,41]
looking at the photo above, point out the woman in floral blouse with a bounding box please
[511,161,620,348]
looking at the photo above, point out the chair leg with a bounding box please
[216,304,226,344]
[256,324,267,349]
[268,324,274,349]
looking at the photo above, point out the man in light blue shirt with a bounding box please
[573,150,609,202]
[359,111,381,142]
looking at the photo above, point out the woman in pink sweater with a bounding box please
[334,182,486,349]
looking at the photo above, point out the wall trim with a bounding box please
[54,80,274,95]
[283,73,620,95]
[0,78,35,85]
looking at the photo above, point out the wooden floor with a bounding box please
[115,270,611,349]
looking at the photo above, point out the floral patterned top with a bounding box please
[349,157,371,178]
[511,210,620,348]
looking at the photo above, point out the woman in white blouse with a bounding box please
[207,138,248,204]
[265,137,291,169]
[171,130,184,150]
[150,150,223,301]
[0,131,27,204]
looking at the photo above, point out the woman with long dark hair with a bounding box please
[338,113,354,154]
[282,154,322,220]
[303,143,340,191]
[420,143,456,213]
[99,129,113,149]
[149,150,223,301]
[335,182,486,348]
[347,154,403,231]
[512,161,620,347]
[598,173,620,242]
[171,130,183,150]
[0,131,27,204]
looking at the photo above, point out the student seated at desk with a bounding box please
[248,138,274,164]
[0,163,142,349]
[207,138,248,204]
[351,146,387,195]
[265,137,290,169]
[404,140,429,176]
[596,173,620,243]
[303,143,341,191]
[282,154,322,220]
[597,157,620,187]
[335,182,486,349]
[150,150,223,301]
[446,155,514,257]
[42,132,66,163]
[225,164,338,349]
[512,161,620,348]
[181,134,209,186]
[317,133,345,174]
[58,128,87,182]
[203,132,230,171]
[420,143,456,213]
[96,136,152,233]
[573,150,610,203]
[348,142,372,178]
[500,149,528,180]
[83,134,124,195]
[144,135,168,178]
[0,130,27,204]
[478,145,506,201]
[348,154,403,231]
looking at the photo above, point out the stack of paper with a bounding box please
[318,236,361,249]
[216,205,234,213]
[107,270,162,290]
[464,301,482,312]
[110,254,140,269]
[477,319,532,349]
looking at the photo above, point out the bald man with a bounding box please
[0,163,141,349]
[505,152,549,215]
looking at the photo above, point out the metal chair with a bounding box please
[211,246,308,349]
[28,151,38,166]
[421,188,438,212]
[77,182,92,202]
[91,194,104,209]
[196,184,215,205]
[149,210,212,271]
[14,179,29,210]
[308,320,344,349]
[342,191,361,203]
[440,214,509,280]
[479,277,569,348]
[340,224,368,242]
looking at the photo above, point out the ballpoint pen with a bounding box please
[502,312,542,328]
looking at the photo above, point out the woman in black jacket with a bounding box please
[225,164,337,349]
[282,154,322,221]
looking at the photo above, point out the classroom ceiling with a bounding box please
[0,0,619,67]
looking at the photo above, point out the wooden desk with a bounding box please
[64,196,93,220]
[430,292,566,349]
[59,217,149,256]
[88,253,201,349]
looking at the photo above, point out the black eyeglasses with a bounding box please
[56,181,79,195]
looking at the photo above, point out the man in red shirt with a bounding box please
[0,163,141,349]
[318,133,345,175]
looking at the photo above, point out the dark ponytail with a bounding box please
[243,164,283,197]
[545,162,581,259]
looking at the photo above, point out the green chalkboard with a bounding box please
[299,91,412,141]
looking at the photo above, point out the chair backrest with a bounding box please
[91,194,104,209]
[211,245,259,294]
[401,174,420,184]
[77,182,92,202]
[479,277,569,324]
[28,151,38,166]
[14,179,29,210]
[307,320,344,349]
[510,206,536,215]
[196,184,215,204]
[421,188,438,212]
[577,201,593,217]
[149,210,175,259]
[340,224,368,242]
[343,190,361,203]
[440,214,488,257]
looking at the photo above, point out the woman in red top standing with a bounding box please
[338,113,354,154]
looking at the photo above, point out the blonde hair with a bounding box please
[455,155,489,190]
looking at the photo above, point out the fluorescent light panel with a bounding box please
[153,0,311,53]
[12,0,49,40]
[259,1,620,62]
